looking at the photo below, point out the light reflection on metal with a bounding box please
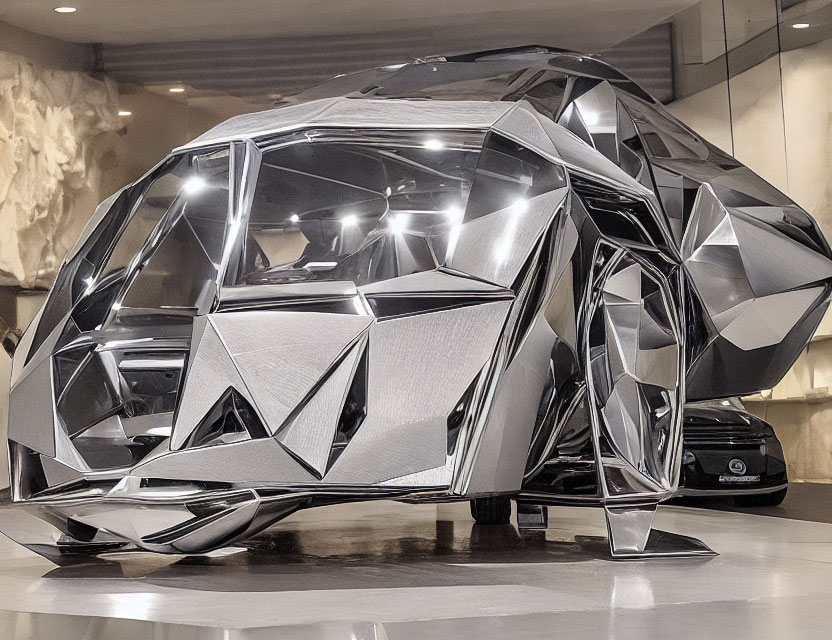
[4,47,831,560]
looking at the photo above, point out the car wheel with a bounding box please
[734,487,788,507]
[470,496,512,525]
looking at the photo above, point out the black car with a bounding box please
[678,401,788,506]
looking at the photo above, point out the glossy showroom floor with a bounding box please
[2,491,832,639]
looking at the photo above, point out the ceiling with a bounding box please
[96,22,675,106]
[0,0,692,111]
[2,0,694,49]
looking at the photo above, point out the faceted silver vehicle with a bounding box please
[4,47,832,560]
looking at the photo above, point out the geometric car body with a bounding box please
[678,401,788,505]
[5,47,831,559]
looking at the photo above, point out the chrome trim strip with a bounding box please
[675,482,788,498]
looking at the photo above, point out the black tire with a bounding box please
[734,487,788,507]
[470,496,512,525]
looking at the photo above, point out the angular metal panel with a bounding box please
[571,81,620,164]
[532,107,657,203]
[450,188,567,287]
[312,98,511,130]
[358,270,507,295]
[11,314,65,391]
[39,455,83,487]
[682,183,832,356]
[544,262,578,350]
[492,102,562,161]
[62,502,191,544]
[161,499,260,554]
[8,304,43,388]
[276,341,363,477]
[605,503,656,556]
[131,436,315,483]
[8,358,56,457]
[180,98,341,149]
[213,311,372,435]
[222,281,358,303]
[325,300,512,485]
[718,287,824,351]
[464,314,559,494]
[171,317,258,449]
[382,460,453,487]
[179,97,513,150]
[729,211,832,297]
[53,427,90,471]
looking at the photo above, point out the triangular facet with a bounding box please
[183,387,267,449]
[171,318,259,449]
[40,455,84,488]
[327,341,369,473]
[212,311,372,437]
[276,340,364,477]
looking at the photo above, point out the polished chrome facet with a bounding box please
[4,48,830,559]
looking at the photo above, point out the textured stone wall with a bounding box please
[0,51,122,288]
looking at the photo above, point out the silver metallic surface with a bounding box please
[326,300,511,485]
[587,251,684,501]
[8,358,57,458]
[604,503,657,555]
[449,188,568,287]
[4,48,830,559]
[179,98,513,150]
[675,482,789,498]
[276,340,362,477]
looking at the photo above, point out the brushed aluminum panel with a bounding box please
[212,311,372,435]
[450,188,567,287]
[276,341,363,476]
[170,318,259,449]
[179,98,512,149]
[8,358,56,457]
[324,300,511,485]
[132,436,315,484]
[358,270,507,295]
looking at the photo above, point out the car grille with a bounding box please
[683,421,764,444]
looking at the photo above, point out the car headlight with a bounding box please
[682,450,696,465]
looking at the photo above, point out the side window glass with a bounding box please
[116,148,231,318]
[99,157,192,281]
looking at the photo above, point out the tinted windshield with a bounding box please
[237,131,483,286]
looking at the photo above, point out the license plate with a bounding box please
[718,475,761,483]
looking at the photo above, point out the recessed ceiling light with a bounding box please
[118,110,132,117]
[169,87,185,93]
[54,7,77,13]
[793,23,811,29]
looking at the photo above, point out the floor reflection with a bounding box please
[37,516,612,590]
[3,500,830,639]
